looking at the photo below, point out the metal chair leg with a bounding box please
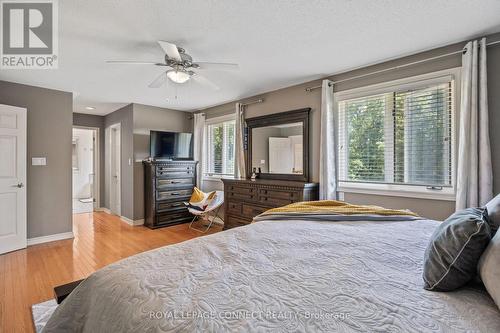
[188,215,199,230]
[189,206,223,233]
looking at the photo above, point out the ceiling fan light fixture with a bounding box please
[167,70,190,84]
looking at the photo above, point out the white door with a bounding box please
[0,104,27,254]
[268,137,293,173]
[108,124,121,215]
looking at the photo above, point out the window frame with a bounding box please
[203,113,236,181]
[333,68,461,201]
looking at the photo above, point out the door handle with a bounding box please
[12,183,24,188]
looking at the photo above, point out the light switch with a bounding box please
[32,157,47,166]
[260,160,266,164]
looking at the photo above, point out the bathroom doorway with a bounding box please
[72,127,99,214]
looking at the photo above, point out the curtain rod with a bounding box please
[188,98,264,119]
[241,98,264,106]
[305,39,500,92]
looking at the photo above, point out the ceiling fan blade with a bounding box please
[195,62,239,70]
[106,60,166,66]
[148,72,168,88]
[193,74,220,91]
[157,41,182,62]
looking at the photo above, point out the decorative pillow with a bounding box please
[423,208,492,291]
[478,231,500,309]
[187,187,216,212]
[485,194,500,234]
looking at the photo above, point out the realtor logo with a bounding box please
[1,0,58,69]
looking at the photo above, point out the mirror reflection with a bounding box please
[251,122,303,175]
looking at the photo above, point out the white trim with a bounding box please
[204,114,237,178]
[107,123,121,216]
[334,68,461,200]
[204,113,235,125]
[73,125,100,209]
[95,207,112,214]
[28,232,74,246]
[338,182,455,201]
[120,216,144,226]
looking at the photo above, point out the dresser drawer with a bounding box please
[157,170,195,178]
[226,201,242,215]
[241,204,269,219]
[156,164,195,172]
[259,188,299,201]
[224,215,251,230]
[227,186,257,201]
[260,196,294,207]
[157,200,186,213]
[156,188,193,201]
[157,178,194,189]
[156,211,191,225]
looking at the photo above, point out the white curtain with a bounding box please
[319,79,337,200]
[193,113,205,188]
[234,103,246,178]
[456,38,493,209]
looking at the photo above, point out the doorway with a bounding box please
[72,127,99,214]
[107,123,121,216]
[0,104,27,254]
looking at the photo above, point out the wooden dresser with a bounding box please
[221,178,319,230]
[143,160,198,229]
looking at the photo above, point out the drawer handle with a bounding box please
[171,192,180,196]
[171,203,183,207]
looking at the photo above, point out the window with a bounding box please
[336,70,459,199]
[205,117,235,177]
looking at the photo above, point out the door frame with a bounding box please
[0,104,27,254]
[107,123,121,216]
[72,126,100,210]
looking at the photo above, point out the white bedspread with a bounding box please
[44,219,500,332]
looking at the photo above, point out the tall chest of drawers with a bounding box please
[221,178,319,230]
[143,160,198,229]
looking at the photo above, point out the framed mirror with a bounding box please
[246,108,310,182]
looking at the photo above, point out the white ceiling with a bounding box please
[1,0,500,116]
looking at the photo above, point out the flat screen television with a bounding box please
[150,131,193,160]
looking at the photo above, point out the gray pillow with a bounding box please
[478,231,500,309]
[486,194,500,234]
[423,208,492,291]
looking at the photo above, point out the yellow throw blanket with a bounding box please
[260,200,419,217]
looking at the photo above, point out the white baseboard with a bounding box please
[95,207,112,214]
[120,216,144,226]
[28,231,74,246]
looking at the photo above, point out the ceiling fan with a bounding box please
[106,41,238,90]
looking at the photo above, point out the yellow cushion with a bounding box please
[189,187,216,211]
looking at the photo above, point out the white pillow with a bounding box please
[486,194,500,231]
[479,232,500,310]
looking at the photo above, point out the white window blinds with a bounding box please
[206,119,235,176]
[338,80,453,188]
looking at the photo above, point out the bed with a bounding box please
[43,216,500,332]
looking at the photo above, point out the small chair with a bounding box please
[186,190,224,233]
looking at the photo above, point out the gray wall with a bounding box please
[73,113,105,208]
[104,104,134,220]
[199,33,500,221]
[0,81,73,238]
[132,103,192,220]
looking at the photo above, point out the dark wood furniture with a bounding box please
[54,279,84,304]
[246,108,310,182]
[222,178,319,230]
[143,160,197,229]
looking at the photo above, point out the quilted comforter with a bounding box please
[43,218,500,332]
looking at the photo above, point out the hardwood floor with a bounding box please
[0,212,222,333]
